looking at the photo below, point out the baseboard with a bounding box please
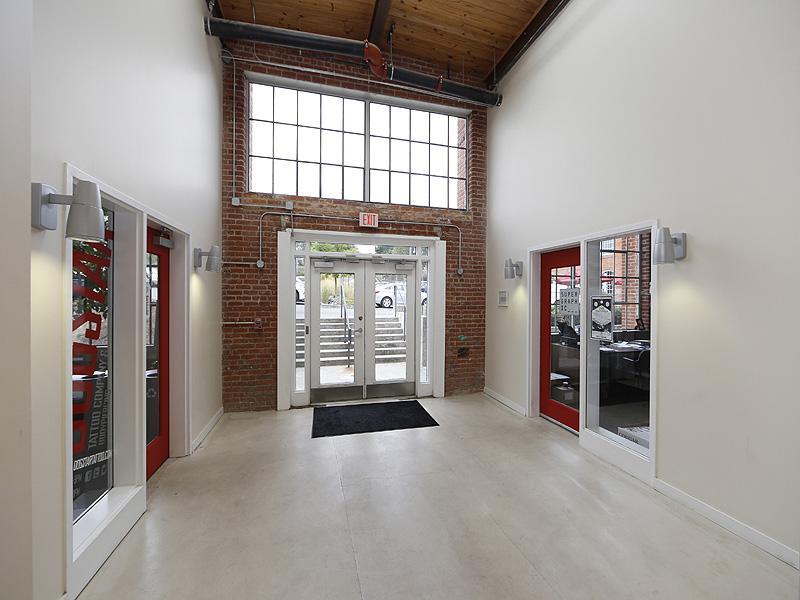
[483,387,527,416]
[653,478,799,570]
[191,406,224,453]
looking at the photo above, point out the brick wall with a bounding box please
[221,40,488,411]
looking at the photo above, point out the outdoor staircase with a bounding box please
[296,316,407,367]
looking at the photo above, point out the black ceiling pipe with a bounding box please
[204,16,502,107]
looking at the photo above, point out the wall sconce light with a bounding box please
[193,245,221,271]
[504,258,523,279]
[653,227,687,264]
[31,180,105,242]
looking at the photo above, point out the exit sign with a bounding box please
[359,212,379,228]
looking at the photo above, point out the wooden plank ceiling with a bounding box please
[217,0,548,81]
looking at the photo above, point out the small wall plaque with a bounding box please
[498,290,509,307]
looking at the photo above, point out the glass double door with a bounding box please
[308,259,416,402]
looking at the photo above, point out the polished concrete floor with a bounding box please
[79,394,798,599]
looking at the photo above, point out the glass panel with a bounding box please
[297,127,320,162]
[343,167,364,201]
[295,257,305,391]
[297,91,320,127]
[370,170,389,203]
[250,121,273,157]
[145,253,160,446]
[273,87,297,124]
[250,157,272,193]
[430,145,447,176]
[587,232,652,455]
[250,83,273,120]
[550,265,580,414]
[391,172,410,204]
[430,113,448,145]
[390,139,410,172]
[420,261,429,383]
[298,162,320,197]
[370,103,390,136]
[274,159,296,195]
[343,99,365,133]
[321,95,343,130]
[319,272,356,386]
[410,174,429,206]
[448,178,467,209]
[430,176,447,207]
[295,241,306,251]
[369,136,389,170]
[273,124,297,160]
[72,211,113,523]
[321,164,343,199]
[343,133,364,167]
[374,273,408,382]
[449,116,467,147]
[410,110,429,142]
[449,147,466,178]
[390,106,410,139]
[321,130,343,165]
[410,142,429,174]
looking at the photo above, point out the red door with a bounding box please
[146,228,170,479]
[540,247,581,431]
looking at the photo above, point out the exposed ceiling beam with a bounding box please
[368,0,392,45]
[485,0,572,86]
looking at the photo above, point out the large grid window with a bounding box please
[600,233,645,330]
[248,83,468,209]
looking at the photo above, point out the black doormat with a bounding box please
[312,400,439,438]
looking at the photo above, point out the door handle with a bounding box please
[353,327,364,335]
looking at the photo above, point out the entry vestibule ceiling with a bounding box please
[216,0,553,82]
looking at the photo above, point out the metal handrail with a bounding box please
[340,283,354,368]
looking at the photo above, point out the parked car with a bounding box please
[295,277,305,303]
[375,282,405,308]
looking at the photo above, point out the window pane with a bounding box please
[274,87,297,124]
[72,213,114,522]
[430,176,447,207]
[448,178,466,209]
[343,167,363,201]
[274,124,297,160]
[298,162,320,197]
[410,110,429,142]
[321,164,342,199]
[391,172,410,204]
[390,139,410,172]
[297,127,320,162]
[410,142,429,174]
[370,136,389,169]
[410,174,429,206]
[321,95,343,130]
[343,133,364,167]
[370,170,389,203]
[250,84,273,120]
[274,159,296,195]
[321,130,343,165]
[344,99,364,133]
[430,145,447,176]
[297,91,320,127]
[370,103,389,136]
[430,112,448,144]
[449,116,467,147]
[390,106,410,139]
[250,121,273,157]
[250,157,272,193]
[449,147,466,178]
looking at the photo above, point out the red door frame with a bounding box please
[539,247,580,432]
[146,228,170,479]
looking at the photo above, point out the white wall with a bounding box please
[29,1,222,597]
[486,0,799,554]
[0,2,33,598]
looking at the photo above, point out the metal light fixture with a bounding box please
[504,258,523,279]
[653,227,687,264]
[31,180,105,242]
[193,245,221,271]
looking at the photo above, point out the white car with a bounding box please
[375,282,405,308]
[295,277,305,303]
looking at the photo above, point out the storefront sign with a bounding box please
[590,295,613,341]
[559,287,580,316]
